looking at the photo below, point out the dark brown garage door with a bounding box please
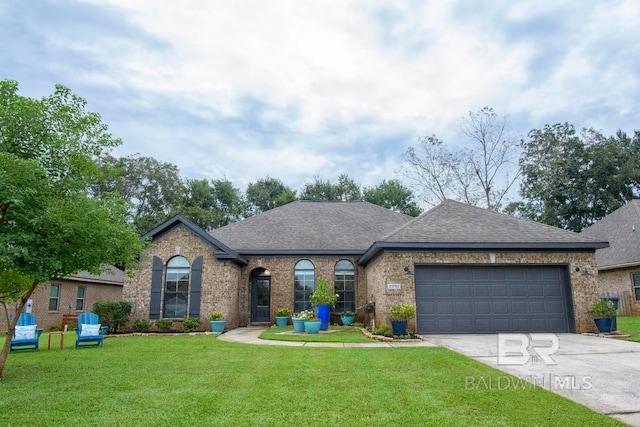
[415,265,573,334]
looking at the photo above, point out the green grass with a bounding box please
[0,333,623,426]
[259,325,377,342]
[618,315,640,342]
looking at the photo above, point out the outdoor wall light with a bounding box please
[403,266,414,276]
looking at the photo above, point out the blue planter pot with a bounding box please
[209,320,226,333]
[391,320,407,336]
[316,304,330,331]
[292,317,306,333]
[341,315,355,326]
[594,318,612,333]
[305,321,321,334]
[275,317,289,327]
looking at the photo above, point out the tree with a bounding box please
[363,179,422,216]
[93,154,185,234]
[178,178,245,229]
[508,124,640,231]
[0,80,146,379]
[400,107,520,210]
[245,177,296,215]
[300,174,362,202]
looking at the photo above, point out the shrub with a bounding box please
[182,317,202,332]
[589,299,617,318]
[92,300,132,333]
[49,325,62,332]
[372,324,393,337]
[209,310,223,321]
[155,319,173,332]
[275,308,291,317]
[133,319,152,333]
[389,303,416,321]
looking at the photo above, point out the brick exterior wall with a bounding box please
[1,280,122,332]
[123,225,240,331]
[364,251,601,334]
[123,225,605,334]
[597,267,640,316]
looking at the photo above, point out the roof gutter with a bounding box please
[358,241,610,265]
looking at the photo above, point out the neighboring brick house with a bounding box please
[124,200,608,334]
[1,266,124,332]
[581,200,640,315]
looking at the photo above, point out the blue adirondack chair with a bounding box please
[9,313,43,353]
[75,312,107,349]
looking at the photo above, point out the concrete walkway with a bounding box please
[219,327,640,426]
[216,326,437,347]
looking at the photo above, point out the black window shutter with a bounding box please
[149,256,163,319]
[189,256,203,318]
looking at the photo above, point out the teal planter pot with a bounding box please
[316,304,330,331]
[340,315,355,326]
[275,316,289,327]
[209,320,226,333]
[305,321,321,334]
[292,317,305,333]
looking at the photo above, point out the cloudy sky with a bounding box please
[2,0,639,200]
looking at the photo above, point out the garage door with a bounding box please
[415,265,573,334]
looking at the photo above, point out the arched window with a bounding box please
[294,260,315,313]
[334,260,355,313]
[164,256,190,318]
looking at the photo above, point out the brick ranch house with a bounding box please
[581,199,640,315]
[1,266,124,332]
[123,200,608,334]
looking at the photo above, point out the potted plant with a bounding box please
[340,310,355,326]
[209,310,226,333]
[275,308,291,327]
[300,309,321,334]
[310,276,339,331]
[291,312,306,333]
[589,299,616,333]
[389,303,416,336]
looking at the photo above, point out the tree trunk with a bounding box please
[0,280,39,381]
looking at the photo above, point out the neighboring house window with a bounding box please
[633,273,640,301]
[76,287,86,311]
[294,260,315,313]
[49,284,61,311]
[334,260,355,313]
[164,256,190,318]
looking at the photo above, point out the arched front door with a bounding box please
[251,273,271,323]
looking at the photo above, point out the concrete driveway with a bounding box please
[425,334,640,426]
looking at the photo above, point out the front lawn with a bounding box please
[259,325,376,342]
[617,315,640,342]
[0,333,623,426]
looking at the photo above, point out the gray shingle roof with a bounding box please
[209,201,412,253]
[67,265,124,286]
[382,200,608,246]
[581,199,640,269]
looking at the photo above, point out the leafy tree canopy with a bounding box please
[506,123,640,231]
[0,79,146,378]
[246,177,296,215]
[300,173,362,202]
[363,179,422,217]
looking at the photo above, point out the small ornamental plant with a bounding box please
[310,276,340,307]
[209,310,223,321]
[389,303,416,322]
[589,299,616,319]
[276,308,291,317]
[298,309,317,321]
[341,310,354,317]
